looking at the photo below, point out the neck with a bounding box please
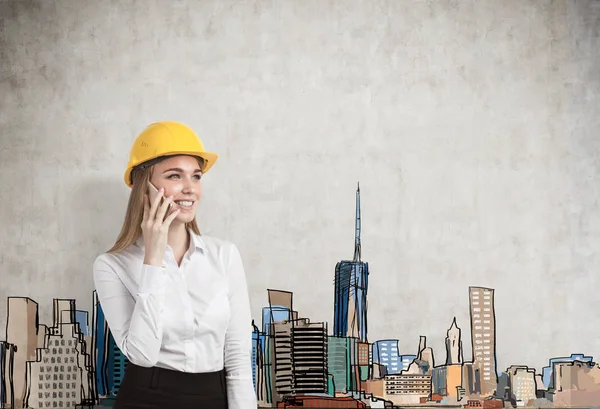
[167,222,190,254]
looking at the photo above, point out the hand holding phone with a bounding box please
[148,182,171,214]
[142,182,180,266]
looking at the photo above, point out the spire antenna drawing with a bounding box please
[353,182,361,262]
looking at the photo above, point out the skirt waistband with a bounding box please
[123,362,227,395]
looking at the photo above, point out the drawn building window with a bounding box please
[68,366,71,372]
[67,374,70,380]
[68,340,72,346]
[45,383,50,389]
[51,357,55,363]
[38,382,43,388]
[57,357,62,363]
[39,375,43,381]
[61,339,65,346]
[61,365,64,372]
[72,382,76,388]
[66,382,70,389]
[53,401,57,408]
[52,391,56,398]
[44,357,49,363]
[53,374,57,381]
[70,356,74,363]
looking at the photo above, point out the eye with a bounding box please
[167,174,180,179]
[194,174,203,180]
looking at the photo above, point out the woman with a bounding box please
[93,121,257,409]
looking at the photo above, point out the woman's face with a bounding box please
[149,155,203,224]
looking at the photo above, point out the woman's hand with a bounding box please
[141,188,180,266]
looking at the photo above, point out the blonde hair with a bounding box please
[107,156,204,254]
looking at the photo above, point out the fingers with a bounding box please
[148,187,164,221]
[156,194,173,221]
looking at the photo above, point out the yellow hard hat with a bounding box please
[124,121,219,187]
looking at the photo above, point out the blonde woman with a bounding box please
[93,121,256,409]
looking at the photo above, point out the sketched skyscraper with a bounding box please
[334,183,369,343]
[445,317,463,365]
[469,287,498,397]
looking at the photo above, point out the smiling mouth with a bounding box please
[174,200,194,208]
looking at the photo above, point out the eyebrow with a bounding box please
[162,168,203,174]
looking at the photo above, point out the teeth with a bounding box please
[175,201,193,207]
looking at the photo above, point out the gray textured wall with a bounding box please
[1,0,599,373]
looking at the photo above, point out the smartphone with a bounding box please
[148,181,172,214]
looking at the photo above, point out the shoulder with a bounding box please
[197,234,239,254]
[93,244,142,276]
[197,234,243,266]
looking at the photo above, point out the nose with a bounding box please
[181,177,197,195]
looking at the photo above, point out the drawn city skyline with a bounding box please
[1,184,599,408]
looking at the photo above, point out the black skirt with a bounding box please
[114,362,228,409]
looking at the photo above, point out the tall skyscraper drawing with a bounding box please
[25,298,93,409]
[6,297,39,409]
[92,291,129,402]
[469,287,498,397]
[334,183,369,343]
[445,317,463,365]
[328,336,352,393]
[0,341,16,408]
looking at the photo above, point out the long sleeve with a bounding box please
[93,254,166,367]
[224,244,258,409]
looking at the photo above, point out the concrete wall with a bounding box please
[1,0,599,374]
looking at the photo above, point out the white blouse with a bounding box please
[92,230,257,409]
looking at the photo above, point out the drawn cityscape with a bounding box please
[1,185,599,408]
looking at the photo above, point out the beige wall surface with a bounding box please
[1,0,599,384]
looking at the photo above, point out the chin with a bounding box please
[176,213,196,224]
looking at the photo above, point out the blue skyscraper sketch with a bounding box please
[334,183,369,343]
[75,310,90,336]
[262,305,291,335]
[373,340,402,374]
